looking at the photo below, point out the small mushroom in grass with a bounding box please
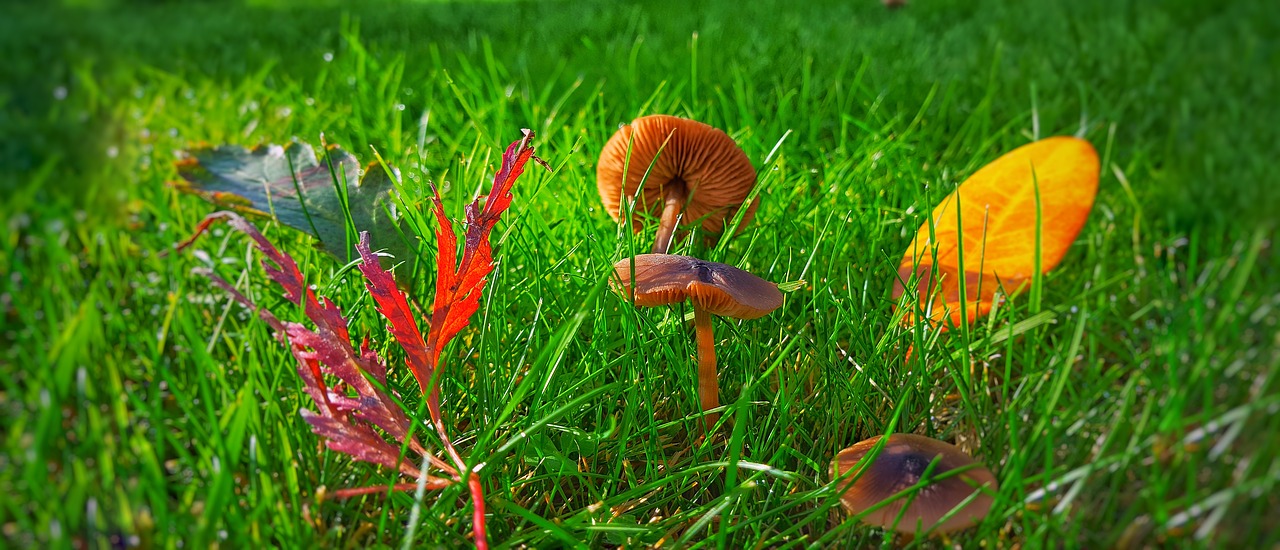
[832,434,998,536]
[598,115,758,254]
[612,254,783,427]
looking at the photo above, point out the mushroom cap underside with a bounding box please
[597,115,758,235]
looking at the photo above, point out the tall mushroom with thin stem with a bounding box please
[598,115,758,254]
[612,254,783,428]
[832,434,998,536]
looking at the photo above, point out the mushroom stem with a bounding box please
[693,304,720,428]
[652,182,687,254]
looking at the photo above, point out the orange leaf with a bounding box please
[894,136,1099,327]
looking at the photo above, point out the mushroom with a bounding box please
[612,254,783,427]
[597,115,758,254]
[831,434,998,536]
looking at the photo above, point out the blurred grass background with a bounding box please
[2,0,1277,547]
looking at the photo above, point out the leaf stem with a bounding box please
[332,481,449,499]
[426,386,488,550]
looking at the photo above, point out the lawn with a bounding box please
[2,0,1278,547]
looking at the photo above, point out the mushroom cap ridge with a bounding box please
[831,433,998,535]
[611,254,782,319]
[597,115,758,235]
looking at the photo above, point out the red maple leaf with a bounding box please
[176,130,544,549]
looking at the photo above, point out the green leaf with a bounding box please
[174,141,413,264]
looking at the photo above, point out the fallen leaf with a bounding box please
[894,136,1099,326]
[174,142,413,264]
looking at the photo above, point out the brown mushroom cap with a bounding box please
[597,115,758,235]
[612,254,783,319]
[831,434,998,535]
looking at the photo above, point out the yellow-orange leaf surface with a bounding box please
[894,136,1099,327]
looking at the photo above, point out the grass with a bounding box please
[3,0,1278,547]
